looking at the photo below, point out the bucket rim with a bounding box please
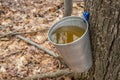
[48,16,89,46]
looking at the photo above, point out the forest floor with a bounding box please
[0,0,84,80]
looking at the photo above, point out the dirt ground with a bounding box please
[0,0,84,79]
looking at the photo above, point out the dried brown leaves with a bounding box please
[0,0,84,79]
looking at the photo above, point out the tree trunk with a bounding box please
[79,0,120,80]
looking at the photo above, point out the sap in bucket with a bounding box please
[48,15,92,73]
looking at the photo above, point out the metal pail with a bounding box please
[48,16,92,73]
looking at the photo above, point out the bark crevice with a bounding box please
[85,0,120,80]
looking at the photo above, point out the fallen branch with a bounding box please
[16,35,59,58]
[15,35,67,67]
[0,29,20,38]
[0,27,23,38]
[0,28,49,38]
[0,50,22,59]
[24,69,72,80]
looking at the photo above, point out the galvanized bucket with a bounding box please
[48,16,92,73]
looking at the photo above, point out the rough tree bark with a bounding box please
[79,0,120,80]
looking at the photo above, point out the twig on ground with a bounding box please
[0,28,22,38]
[15,35,59,58]
[24,69,72,80]
[0,28,49,38]
[15,35,67,67]
[0,50,22,59]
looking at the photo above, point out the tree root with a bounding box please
[24,69,72,80]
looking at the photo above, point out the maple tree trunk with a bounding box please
[76,0,120,80]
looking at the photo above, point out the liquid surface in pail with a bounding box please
[50,26,85,44]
